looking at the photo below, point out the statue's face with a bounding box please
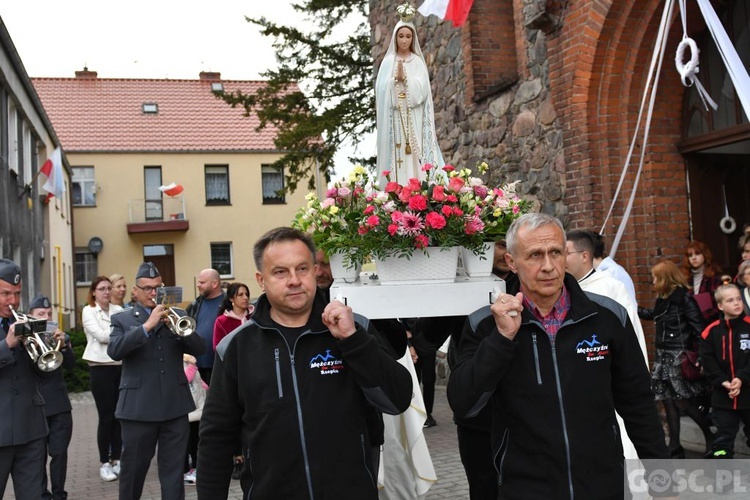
[396,27,413,53]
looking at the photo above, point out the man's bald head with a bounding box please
[196,268,222,299]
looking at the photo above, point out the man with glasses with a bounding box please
[0,259,48,500]
[108,262,205,500]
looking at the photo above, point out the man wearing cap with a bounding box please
[0,259,49,500]
[108,262,205,500]
[29,295,76,500]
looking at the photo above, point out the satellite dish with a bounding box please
[88,237,104,255]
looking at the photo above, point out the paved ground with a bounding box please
[7,382,746,499]
[5,386,469,499]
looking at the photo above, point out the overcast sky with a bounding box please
[1,1,307,80]
[1,1,374,180]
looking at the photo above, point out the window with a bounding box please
[7,102,18,173]
[75,250,97,285]
[211,243,233,278]
[144,166,163,220]
[261,165,285,204]
[205,165,230,205]
[142,103,158,114]
[72,167,96,206]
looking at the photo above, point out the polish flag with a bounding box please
[41,147,66,200]
[159,183,184,197]
[418,0,475,27]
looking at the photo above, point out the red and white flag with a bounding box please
[159,182,184,197]
[41,146,66,199]
[418,0,475,27]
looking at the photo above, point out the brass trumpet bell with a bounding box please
[164,307,196,337]
[9,306,64,372]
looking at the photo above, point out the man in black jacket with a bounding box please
[448,213,670,499]
[197,227,412,499]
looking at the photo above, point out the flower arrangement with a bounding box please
[292,164,372,268]
[292,161,531,267]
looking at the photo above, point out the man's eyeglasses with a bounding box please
[135,284,163,294]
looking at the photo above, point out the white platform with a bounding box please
[330,273,506,319]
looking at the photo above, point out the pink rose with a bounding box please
[414,234,429,249]
[385,182,400,194]
[337,186,351,197]
[426,212,446,229]
[474,186,488,198]
[398,188,413,203]
[321,198,335,209]
[407,178,422,191]
[432,185,446,202]
[448,177,465,193]
[408,195,428,211]
[326,187,337,198]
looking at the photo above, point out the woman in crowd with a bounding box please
[212,282,254,479]
[108,273,132,309]
[375,9,443,186]
[182,353,207,485]
[738,259,750,315]
[638,259,714,458]
[81,276,124,481]
[681,240,723,322]
[212,282,254,349]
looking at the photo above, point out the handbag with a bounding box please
[677,313,702,381]
[679,349,702,381]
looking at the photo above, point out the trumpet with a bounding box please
[9,305,64,372]
[158,288,196,337]
[163,307,197,337]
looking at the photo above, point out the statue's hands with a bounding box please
[396,59,404,82]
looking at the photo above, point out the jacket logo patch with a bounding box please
[740,333,750,350]
[309,349,344,375]
[576,334,609,362]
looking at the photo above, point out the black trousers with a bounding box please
[89,365,122,463]
[457,425,498,500]
[120,416,189,500]
[184,421,200,472]
[42,411,73,500]
[0,437,46,500]
[711,407,750,455]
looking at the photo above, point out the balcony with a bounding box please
[127,196,189,234]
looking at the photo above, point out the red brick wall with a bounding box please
[548,0,695,359]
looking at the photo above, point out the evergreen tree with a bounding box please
[220,0,373,194]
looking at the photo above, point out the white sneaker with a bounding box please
[111,461,121,476]
[100,462,117,482]
[184,468,197,485]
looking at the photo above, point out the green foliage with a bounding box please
[62,328,90,393]
[219,0,374,194]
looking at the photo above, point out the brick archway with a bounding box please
[551,0,693,295]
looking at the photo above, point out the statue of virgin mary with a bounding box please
[375,5,444,187]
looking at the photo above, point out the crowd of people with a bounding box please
[2,218,750,499]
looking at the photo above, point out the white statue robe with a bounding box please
[375,21,444,188]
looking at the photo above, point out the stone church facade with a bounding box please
[370,0,750,329]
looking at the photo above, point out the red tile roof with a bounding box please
[32,72,287,152]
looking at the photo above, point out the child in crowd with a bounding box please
[699,284,750,458]
[183,354,207,484]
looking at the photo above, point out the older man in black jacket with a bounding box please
[448,214,671,499]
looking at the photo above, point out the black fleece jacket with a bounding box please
[448,275,669,500]
[196,290,412,500]
[700,314,750,410]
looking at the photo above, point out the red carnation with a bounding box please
[426,212,447,229]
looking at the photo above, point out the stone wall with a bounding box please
[369,0,568,223]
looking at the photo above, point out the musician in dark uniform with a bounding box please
[29,294,76,500]
[108,262,205,500]
[0,259,48,500]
